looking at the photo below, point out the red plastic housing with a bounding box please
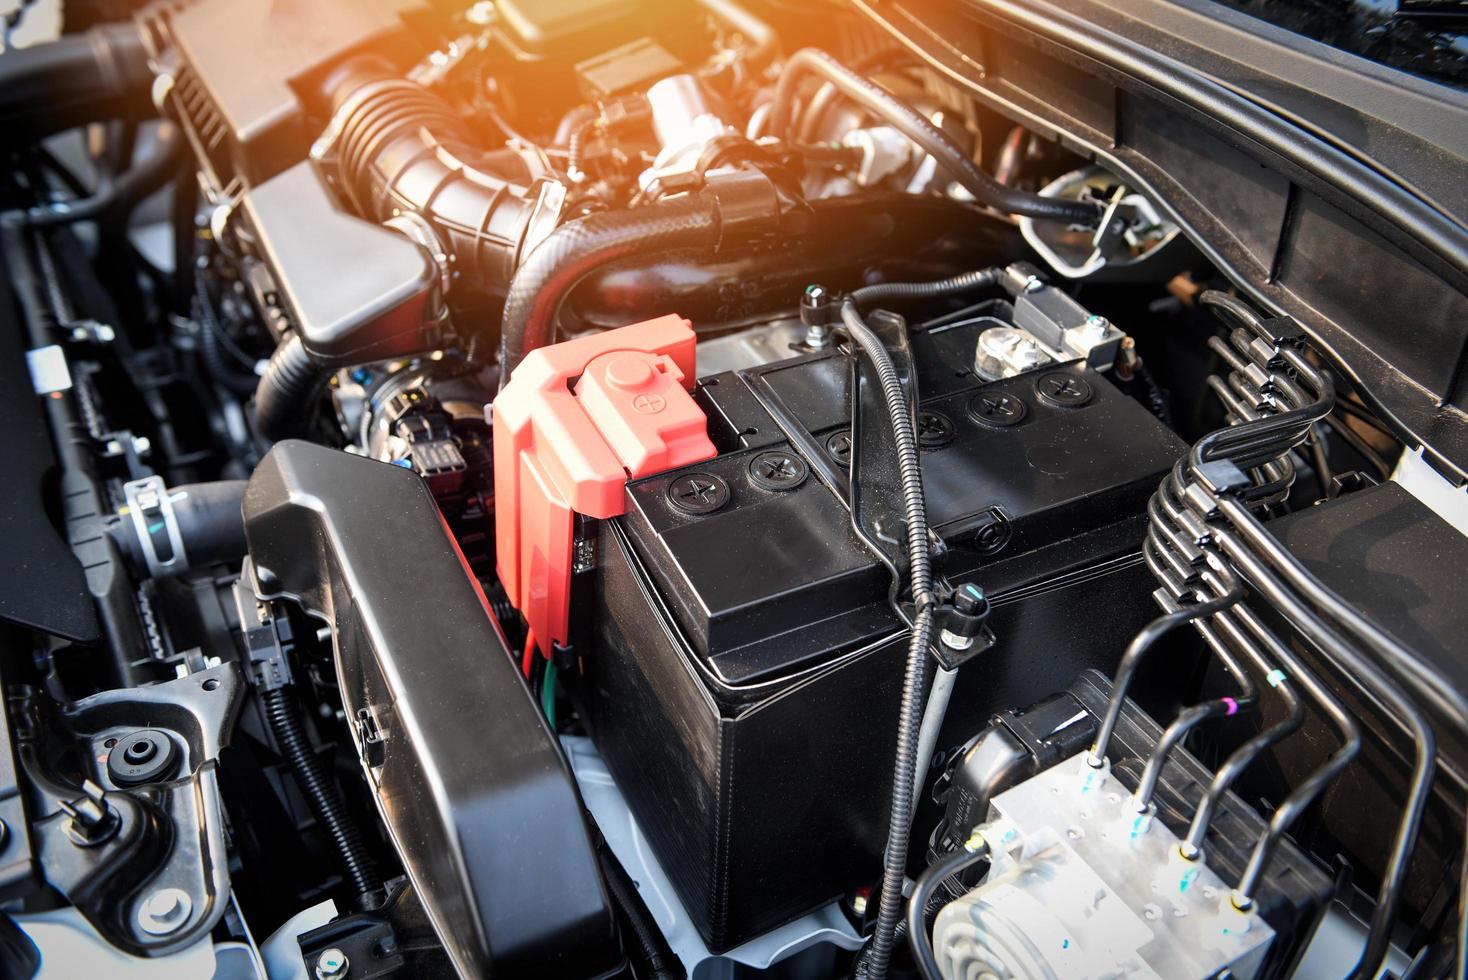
[493,315,715,651]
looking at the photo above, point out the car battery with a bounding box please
[583,299,1189,950]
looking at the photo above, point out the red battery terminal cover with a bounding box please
[492,314,715,651]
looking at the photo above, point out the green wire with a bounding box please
[541,657,557,731]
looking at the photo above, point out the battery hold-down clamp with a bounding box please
[492,315,716,652]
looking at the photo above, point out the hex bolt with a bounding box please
[916,411,955,449]
[1035,372,1093,408]
[968,392,1027,427]
[825,430,852,464]
[748,451,808,491]
[137,887,192,936]
[666,473,730,515]
[315,948,351,980]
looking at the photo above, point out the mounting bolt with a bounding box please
[315,947,351,980]
[137,887,192,936]
[968,391,1027,428]
[666,473,730,515]
[747,451,808,491]
[800,284,837,350]
[1035,372,1093,408]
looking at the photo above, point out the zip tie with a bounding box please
[1265,668,1287,688]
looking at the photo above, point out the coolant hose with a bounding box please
[598,846,685,980]
[766,49,1101,225]
[260,686,381,905]
[11,125,185,228]
[498,195,721,382]
[253,334,327,444]
[0,24,153,148]
[110,480,249,576]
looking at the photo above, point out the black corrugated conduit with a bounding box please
[253,334,327,444]
[260,686,381,906]
[838,268,1005,980]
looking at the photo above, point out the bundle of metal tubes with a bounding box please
[1088,291,1468,979]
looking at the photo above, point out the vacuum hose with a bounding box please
[260,686,381,905]
[767,49,1101,226]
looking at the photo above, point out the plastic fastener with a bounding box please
[493,315,716,650]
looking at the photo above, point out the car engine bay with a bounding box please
[1,0,1467,977]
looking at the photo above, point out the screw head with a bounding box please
[916,411,955,449]
[137,887,192,936]
[666,473,730,515]
[824,430,852,464]
[1035,372,1093,408]
[968,391,1027,428]
[315,947,351,980]
[747,451,808,491]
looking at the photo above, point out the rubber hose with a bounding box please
[840,299,934,980]
[906,841,991,980]
[111,480,248,575]
[597,846,685,980]
[12,126,184,228]
[0,24,153,148]
[850,268,1000,307]
[260,686,381,904]
[253,334,327,444]
[767,49,1100,225]
[170,481,248,565]
[195,281,258,396]
[498,195,721,382]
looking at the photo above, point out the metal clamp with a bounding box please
[122,476,189,578]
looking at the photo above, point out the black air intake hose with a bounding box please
[326,61,547,288]
[0,24,153,148]
[253,334,326,444]
[260,686,381,905]
[498,195,722,381]
[766,49,1101,226]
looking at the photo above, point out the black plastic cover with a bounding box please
[242,441,619,978]
[163,0,428,185]
[1264,481,1468,920]
[240,163,438,365]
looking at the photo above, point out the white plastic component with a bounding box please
[1019,166,1181,280]
[933,753,1274,979]
[1393,447,1468,538]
